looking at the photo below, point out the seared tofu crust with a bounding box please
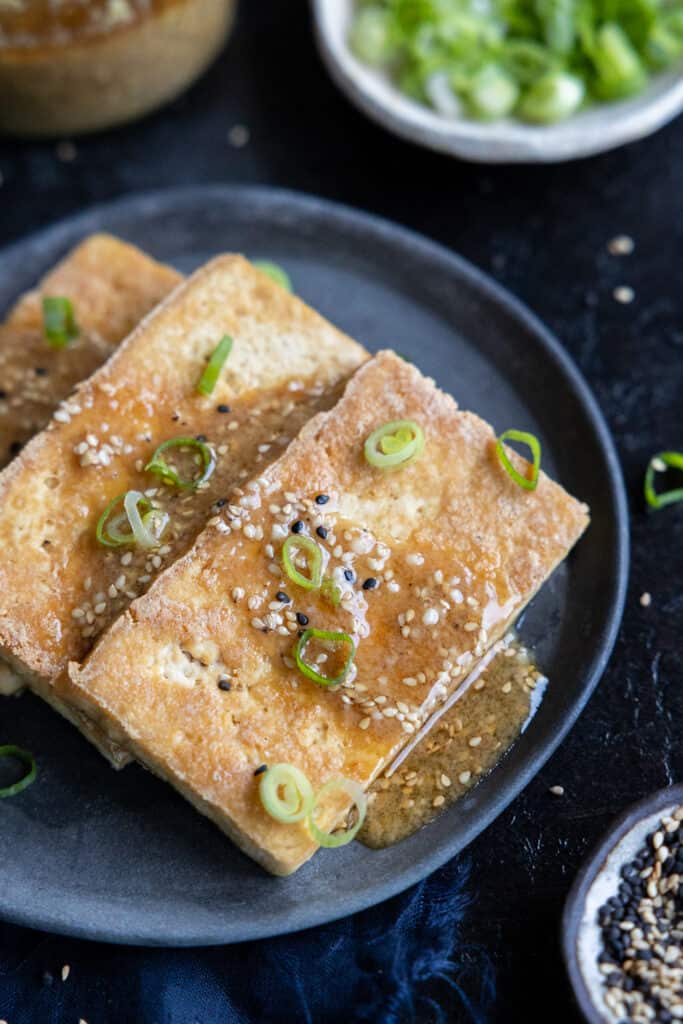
[69,351,589,875]
[1,233,181,466]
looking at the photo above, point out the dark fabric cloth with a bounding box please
[0,856,493,1024]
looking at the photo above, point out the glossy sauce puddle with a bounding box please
[360,637,546,848]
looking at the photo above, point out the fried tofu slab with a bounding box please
[68,351,589,875]
[1,233,181,466]
[0,255,367,760]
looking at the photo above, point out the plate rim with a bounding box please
[0,185,629,945]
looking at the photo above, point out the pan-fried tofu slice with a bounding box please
[68,351,589,875]
[1,233,182,466]
[0,255,367,761]
[0,234,181,754]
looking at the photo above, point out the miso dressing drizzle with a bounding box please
[360,638,546,849]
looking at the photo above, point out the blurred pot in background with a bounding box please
[0,0,237,137]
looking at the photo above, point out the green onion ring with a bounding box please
[259,763,314,823]
[0,745,37,799]
[644,451,683,510]
[145,436,216,490]
[96,492,168,548]
[308,777,367,848]
[294,628,355,688]
[42,296,79,349]
[253,261,293,292]
[495,429,541,491]
[282,535,323,591]
[321,576,342,606]
[364,419,424,470]
[197,335,233,396]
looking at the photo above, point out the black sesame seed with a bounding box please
[291,520,304,534]
[217,679,232,691]
[296,612,309,626]
[276,591,291,604]
[35,367,48,377]
[316,526,328,539]
[9,441,22,455]
[253,764,268,776]
[217,404,231,413]
[315,494,329,505]
[362,577,378,590]
[172,413,180,422]
[215,498,227,508]
[344,569,355,582]
[195,434,208,442]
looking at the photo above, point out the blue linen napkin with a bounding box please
[0,856,493,1024]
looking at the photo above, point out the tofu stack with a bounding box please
[68,350,589,875]
[0,252,367,761]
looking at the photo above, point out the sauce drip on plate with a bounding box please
[360,638,545,848]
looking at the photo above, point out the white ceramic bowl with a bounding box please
[312,0,683,163]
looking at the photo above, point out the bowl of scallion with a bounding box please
[311,0,683,162]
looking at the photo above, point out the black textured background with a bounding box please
[0,2,681,1022]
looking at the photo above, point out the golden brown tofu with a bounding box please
[68,351,589,875]
[0,256,367,728]
[1,233,181,465]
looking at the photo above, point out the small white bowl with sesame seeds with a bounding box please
[311,0,683,164]
[563,784,683,1024]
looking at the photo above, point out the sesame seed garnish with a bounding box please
[315,494,329,505]
[459,771,472,785]
[468,736,482,747]
[359,717,371,730]
[217,679,232,691]
[613,285,635,304]
[275,591,291,604]
[291,520,304,534]
[608,234,635,255]
[217,404,231,413]
[362,577,378,590]
[549,785,565,796]
[316,525,328,539]
[61,965,70,981]
[296,612,309,626]
[423,608,439,626]
[640,591,652,607]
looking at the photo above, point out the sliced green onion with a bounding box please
[591,23,646,100]
[294,629,356,688]
[96,491,168,549]
[282,535,323,591]
[322,576,342,607]
[253,261,293,293]
[644,451,683,510]
[259,763,314,823]
[349,6,395,65]
[42,296,79,349]
[308,777,367,848]
[517,71,585,123]
[197,335,233,396]
[145,437,216,490]
[464,64,519,120]
[364,419,424,470]
[0,745,37,799]
[495,429,542,491]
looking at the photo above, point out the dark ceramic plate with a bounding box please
[562,784,683,1023]
[0,187,628,946]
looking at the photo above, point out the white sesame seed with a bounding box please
[468,736,482,747]
[549,785,565,796]
[441,774,452,788]
[359,717,371,730]
[406,553,424,566]
[423,608,439,626]
[613,285,634,304]
[464,621,478,632]
[608,234,634,255]
[640,591,652,607]
[459,771,471,785]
